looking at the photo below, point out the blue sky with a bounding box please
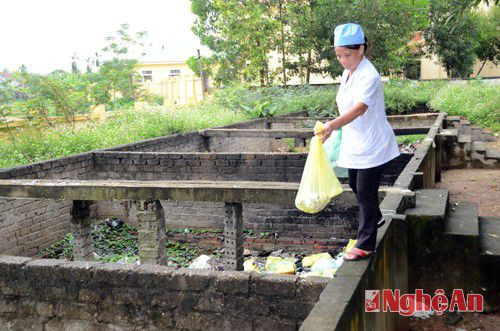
[1,0,208,73]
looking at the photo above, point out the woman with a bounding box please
[317,23,400,261]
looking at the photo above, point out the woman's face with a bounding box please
[335,46,364,71]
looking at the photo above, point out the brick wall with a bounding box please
[0,154,94,256]
[102,118,272,154]
[92,152,411,184]
[0,256,328,330]
[206,120,274,153]
[92,152,411,239]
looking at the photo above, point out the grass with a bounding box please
[1,79,498,169]
[397,134,426,145]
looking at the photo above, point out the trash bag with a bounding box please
[302,252,332,268]
[311,258,341,274]
[243,258,260,273]
[188,254,212,269]
[265,256,296,274]
[323,128,348,178]
[295,121,343,213]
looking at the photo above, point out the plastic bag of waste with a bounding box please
[265,256,296,274]
[243,258,260,273]
[188,254,212,269]
[295,121,343,213]
[302,252,332,268]
[322,268,337,278]
[323,128,348,178]
[311,258,341,274]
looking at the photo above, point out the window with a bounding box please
[169,69,181,77]
[142,70,153,82]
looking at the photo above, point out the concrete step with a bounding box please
[471,141,486,153]
[405,189,449,223]
[444,202,479,237]
[485,148,499,160]
[471,127,484,141]
[479,217,500,257]
[458,123,472,144]
[478,217,500,303]
[439,128,458,137]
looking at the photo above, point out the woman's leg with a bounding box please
[354,163,385,251]
[348,168,358,195]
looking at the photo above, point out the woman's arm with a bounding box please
[318,101,368,142]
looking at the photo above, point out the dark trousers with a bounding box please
[348,163,385,251]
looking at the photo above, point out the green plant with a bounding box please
[423,0,480,78]
[397,134,426,145]
[41,233,74,260]
[164,241,200,267]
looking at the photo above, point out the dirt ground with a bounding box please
[411,167,499,330]
[435,168,499,217]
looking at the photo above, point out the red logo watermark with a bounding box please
[365,289,484,316]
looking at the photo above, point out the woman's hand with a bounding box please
[315,120,337,143]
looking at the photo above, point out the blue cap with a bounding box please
[334,23,365,47]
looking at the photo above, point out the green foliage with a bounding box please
[191,0,427,84]
[91,221,139,260]
[41,233,74,260]
[383,79,447,114]
[0,24,146,128]
[429,80,500,132]
[475,6,500,76]
[397,134,426,145]
[0,103,247,169]
[164,241,200,267]
[2,81,498,170]
[212,84,337,117]
[423,0,480,78]
[141,93,164,106]
[12,70,91,127]
[313,0,428,77]
[191,0,279,86]
[186,55,214,78]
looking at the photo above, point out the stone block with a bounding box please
[251,274,297,299]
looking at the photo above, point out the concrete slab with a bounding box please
[405,189,449,221]
[201,127,430,139]
[480,217,500,257]
[439,128,458,137]
[445,202,479,237]
[458,134,472,143]
[471,141,486,152]
[486,149,499,159]
[0,179,392,204]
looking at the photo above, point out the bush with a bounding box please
[384,79,447,114]
[0,104,247,169]
[212,84,338,117]
[429,80,500,132]
[1,80,498,169]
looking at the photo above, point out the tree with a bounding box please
[287,0,319,84]
[475,5,500,76]
[96,24,148,109]
[191,0,278,86]
[423,0,480,78]
[313,0,427,78]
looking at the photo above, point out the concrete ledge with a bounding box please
[445,202,479,237]
[201,127,430,139]
[301,210,408,330]
[405,189,449,222]
[0,255,328,329]
[0,179,397,204]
